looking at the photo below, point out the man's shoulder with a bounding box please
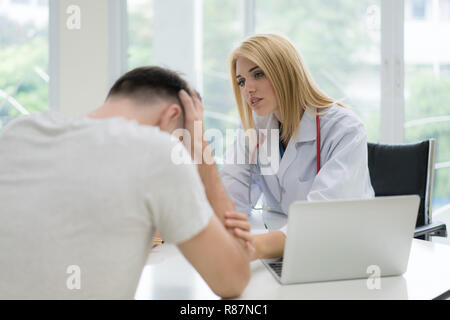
[1,111,187,165]
[104,117,176,147]
[99,118,187,165]
[0,112,45,135]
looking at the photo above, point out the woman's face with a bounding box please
[235,56,279,118]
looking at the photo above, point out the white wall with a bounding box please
[50,0,126,117]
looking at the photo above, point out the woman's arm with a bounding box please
[220,131,263,216]
[253,231,285,260]
[226,211,286,261]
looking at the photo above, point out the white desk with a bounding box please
[134,239,450,300]
[135,213,450,300]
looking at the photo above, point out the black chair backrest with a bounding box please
[367,140,430,229]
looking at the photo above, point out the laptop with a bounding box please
[262,195,420,284]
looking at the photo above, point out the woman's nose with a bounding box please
[245,80,256,95]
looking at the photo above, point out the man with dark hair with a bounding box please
[92,66,190,132]
[0,66,252,299]
[106,66,188,126]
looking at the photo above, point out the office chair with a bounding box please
[367,139,447,241]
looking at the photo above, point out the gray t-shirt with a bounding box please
[0,111,213,299]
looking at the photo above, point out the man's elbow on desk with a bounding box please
[177,216,251,299]
[211,260,251,299]
[203,236,251,299]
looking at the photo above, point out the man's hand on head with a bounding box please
[178,89,207,162]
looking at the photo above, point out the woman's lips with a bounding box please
[250,97,263,107]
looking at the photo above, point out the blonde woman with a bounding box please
[221,34,374,260]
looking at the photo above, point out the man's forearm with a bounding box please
[196,141,234,224]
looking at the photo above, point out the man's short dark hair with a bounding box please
[107,66,192,116]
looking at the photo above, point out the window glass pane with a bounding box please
[0,0,49,131]
[440,0,450,20]
[203,0,242,139]
[405,0,450,209]
[127,0,153,70]
[255,0,381,142]
[411,0,427,20]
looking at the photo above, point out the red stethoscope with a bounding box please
[315,113,321,174]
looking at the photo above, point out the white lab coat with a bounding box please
[220,104,375,235]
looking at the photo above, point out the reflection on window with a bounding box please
[127,0,153,70]
[411,0,427,19]
[405,0,450,209]
[0,0,48,131]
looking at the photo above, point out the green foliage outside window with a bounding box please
[0,14,48,128]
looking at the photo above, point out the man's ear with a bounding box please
[158,104,182,132]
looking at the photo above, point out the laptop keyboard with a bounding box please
[268,258,283,277]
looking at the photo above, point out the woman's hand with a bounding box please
[224,211,258,261]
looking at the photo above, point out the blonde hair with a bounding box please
[230,34,345,143]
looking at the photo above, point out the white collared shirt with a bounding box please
[220,104,375,235]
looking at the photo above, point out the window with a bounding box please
[255,0,381,142]
[202,0,242,137]
[124,0,449,211]
[126,0,243,159]
[0,0,48,131]
[11,0,30,4]
[411,0,427,20]
[405,0,450,209]
[127,0,154,70]
[440,0,450,20]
